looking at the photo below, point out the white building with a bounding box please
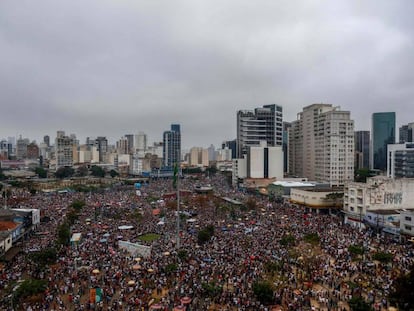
[289,104,354,186]
[232,141,283,187]
[400,210,414,236]
[343,176,414,228]
[217,147,232,162]
[55,131,74,170]
[134,132,147,153]
[387,142,414,178]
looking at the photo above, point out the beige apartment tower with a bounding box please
[288,104,354,185]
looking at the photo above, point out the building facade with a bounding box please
[399,122,414,143]
[343,176,414,228]
[289,104,354,185]
[371,112,395,171]
[387,142,414,178]
[55,131,74,169]
[236,104,283,158]
[355,131,370,170]
[163,124,181,168]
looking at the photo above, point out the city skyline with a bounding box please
[1,1,414,148]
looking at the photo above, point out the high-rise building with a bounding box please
[16,136,29,160]
[283,122,291,174]
[222,139,237,159]
[134,132,147,153]
[27,142,39,160]
[163,124,181,168]
[399,122,414,143]
[236,104,283,158]
[124,134,134,154]
[288,104,354,185]
[55,131,74,169]
[371,112,395,171]
[387,142,414,178]
[117,137,130,155]
[95,137,108,163]
[355,131,370,170]
[189,147,209,167]
[207,144,216,162]
[43,135,50,147]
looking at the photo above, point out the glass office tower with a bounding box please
[371,112,395,171]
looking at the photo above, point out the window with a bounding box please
[405,216,412,221]
[405,225,412,231]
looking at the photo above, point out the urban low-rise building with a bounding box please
[343,176,414,230]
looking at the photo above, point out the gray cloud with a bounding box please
[1,0,414,148]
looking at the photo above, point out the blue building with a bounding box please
[371,112,395,171]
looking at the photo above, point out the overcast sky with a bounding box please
[1,0,413,149]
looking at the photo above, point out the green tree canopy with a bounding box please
[55,166,74,179]
[348,296,373,311]
[109,169,119,178]
[389,264,414,310]
[76,165,89,177]
[13,279,48,306]
[253,281,274,305]
[91,165,106,178]
[34,167,47,178]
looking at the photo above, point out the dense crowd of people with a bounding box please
[1,174,413,310]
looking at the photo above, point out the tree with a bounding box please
[0,168,7,180]
[372,252,393,263]
[253,281,274,305]
[197,229,211,244]
[355,168,376,183]
[57,222,71,246]
[13,279,48,307]
[34,167,47,178]
[77,165,89,177]
[348,296,373,311]
[304,233,320,245]
[55,166,74,179]
[29,248,57,267]
[109,169,119,178]
[389,264,414,310]
[91,165,105,178]
[280,234,296,247]
[348,245,364,257]
[70,199,85,212]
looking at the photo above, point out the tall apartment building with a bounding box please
[387,142,414,178]
[116,137,130,155]
[355,131,370,170]
[16,136,29,160]
[27,142,39,160]
[236,104,283,158]
[371,112,395,171]
[189,147,209,167]
[55,131,74,169]
[124,134,134,153]
[399,122,414,143]
[288,104,354,185]
[0,140,12,160]
[95,137,108,163]
[134,132,147,153]
[163,124,181,168]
